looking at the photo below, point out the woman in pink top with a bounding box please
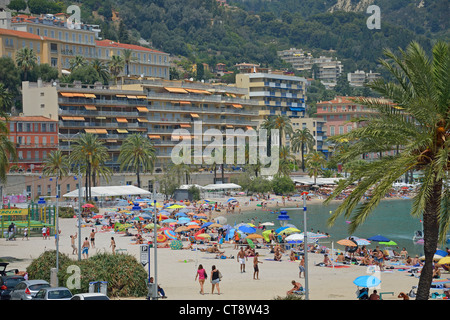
[195,264,207,295]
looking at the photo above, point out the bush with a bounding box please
[271,175,295,195]
[58,206,75,218]
[27,250,148,297]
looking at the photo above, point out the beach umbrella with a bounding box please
[186,221,199,226]
[238,225,257,234]
[175,226,189,233]
[169,240,183,250]
[164,229,177,240]
[419,254,444,261]
[438,256,450,265]
[157,234,167,243]
[167,204,185,209]
[275,226,289,234]
[82,203,95,208]
[92,214,103,219]
[177,218,191,225]
[201,222,213,228]
[215,216,227,224]
[245,234,264,240]
[367,235,390,242]
[187,225,200,229]
[246,238,255,249]
[278,227,301,235]
[380,240,397,246]
[260,222,274,226]
[196,233,211,239]
[175,212,188,217]
[162,219,177,224]
[285,234,304,242]
[353,275,381,288]
[337,239,358,247]
[226,197,237,202]
[144,223,160,230]
[353,238,371,246]
[435,249,448,257]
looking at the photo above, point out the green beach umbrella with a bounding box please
[380,240,397,246]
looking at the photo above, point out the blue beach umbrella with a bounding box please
[367,235,390,242]
[353,275,381,288]
[239,225,257,234]
[175,212,188,217]
[201,222,213,228]
[435,249,448,257]
[275,226,289,234]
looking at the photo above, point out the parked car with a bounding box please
[33,287,72,300]
[0,275,25,300]
[0,262,18,276]
[70,293,110,300]
[10,280,50,300]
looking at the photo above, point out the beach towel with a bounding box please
[431,278,450,288]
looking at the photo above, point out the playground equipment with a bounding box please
[0,200,55,238]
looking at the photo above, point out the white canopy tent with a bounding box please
[291,177,345,186]
[202,183,242,190]
[178,184,204,190]
[63,185,151,198]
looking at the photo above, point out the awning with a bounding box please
[60,92,73,97]
[289,107,305,112]
[190,113,199,118]
[179,101,191,105]
[226,125,233,128]
[116,94,127,98]
[117,129,128,133]
[71,93,86,97]
[136,107,148,112]
[95,116,106,120]
[246,126,254,130]
[84,129,97,133]
[63,185,151,198]
[96,129,108,134]
[185,89,211,95]
[172,135,192,140]
[137,118,148,122]
[116,118,128,123]
[61,116,85,121]
[84,93,96,98]
[85,105,97,110]
[164,87,188,94]
[137,95,147,99]
[148,135,161,139]
[179,124,191,128]
[232,104,242,109]
[127,95,137,99]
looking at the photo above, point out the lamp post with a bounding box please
[280,191,310,300]
[77,165,82,261]
[152,181,159,300]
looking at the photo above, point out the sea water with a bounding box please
[227,199,438,257]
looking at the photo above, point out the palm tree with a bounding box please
[271,115,293,147]
[43,150,70,196]
[0,111,17,183]
[305,151,326,184]
[122,49,137,76]
[0,84,13,112]
[69,55,87,71]
[15,47,37,81]
[109,55,125,84]
[291,128,315,172]
[70,133,109,201]
[91,59,110,84]
[118,133,156,188]
[278,145,296,176]
[169,163,191,185]
[324,41,450,300]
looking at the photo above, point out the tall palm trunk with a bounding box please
[136,166,141,188]
[301,142,305,172]
[417,178,442,300]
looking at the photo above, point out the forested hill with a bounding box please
[60,0,446,72]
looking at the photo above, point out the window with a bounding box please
[50,43,58,53]
[51,57,58,67]
[339,126,344,134]
[42,137,47,145]
[35,151,39,160]
[50,30,55,38]
[47,185,51,196]
[330,126,335,136]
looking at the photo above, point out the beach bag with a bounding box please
[218,271,223,280]
[204,269,207,279]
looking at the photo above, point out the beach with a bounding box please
[1,194,433,300]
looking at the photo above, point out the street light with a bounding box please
[280,191,310,300]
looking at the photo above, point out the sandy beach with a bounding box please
[1,194,433,301]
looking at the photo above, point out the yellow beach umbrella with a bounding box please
[437,256,450,265]
[278,227,301,235]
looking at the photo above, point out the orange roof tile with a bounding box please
[95,39,166,54]
[0,28,47,41]
[0,116,57,122]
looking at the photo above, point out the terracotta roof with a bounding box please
[95,39,166,54]
[0,28,48,41]
[0,116,57,122]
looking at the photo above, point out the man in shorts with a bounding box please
[82,237,90,259]
[253,252,262,280]
[237,247,247,273]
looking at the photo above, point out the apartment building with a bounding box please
[3,115,58,173]
[316,96,398,160]
[347,70,381,87]
[0,11,169,78]
[292,117,328,156]
[21,79,259,172]
[277,48,343,87]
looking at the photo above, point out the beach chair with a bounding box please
[356,287,369,300]
[293,287,305,296]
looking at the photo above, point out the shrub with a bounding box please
[27,250,148,297]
